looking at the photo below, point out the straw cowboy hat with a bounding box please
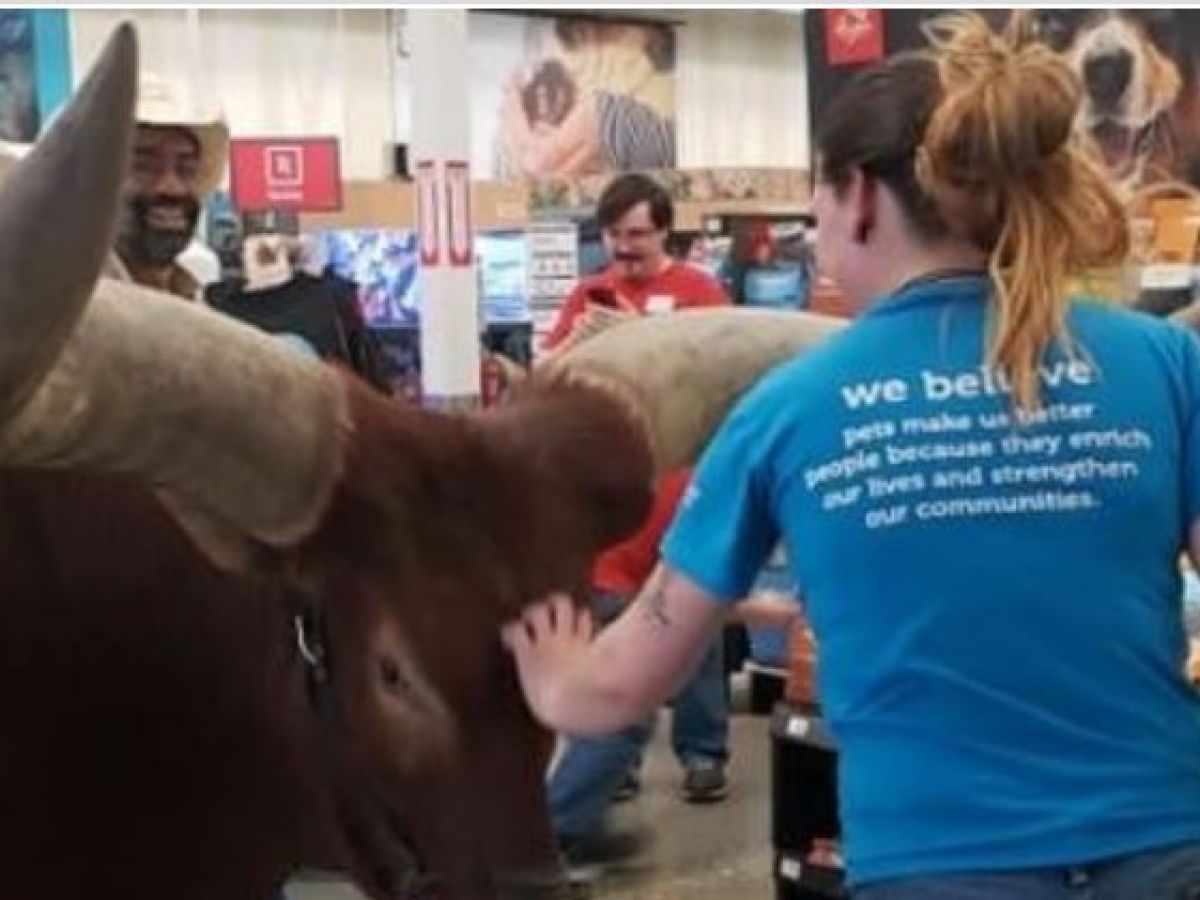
[136,73,229,195]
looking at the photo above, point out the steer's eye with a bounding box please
[378,656,413,695]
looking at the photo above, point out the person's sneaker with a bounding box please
[560,855,601,898]
[680,759,729,803]
[564,876,597,900]
[557,829,648,892]
[611,768,641,803]
[558,829,647,869]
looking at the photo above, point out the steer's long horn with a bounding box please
[0,278,347,547]
[545,308,846,471]
[0,24,136,424]
[0,25,343,549]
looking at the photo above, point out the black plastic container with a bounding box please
[770,701,846,899]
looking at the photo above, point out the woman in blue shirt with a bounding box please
[504,14,1200,899]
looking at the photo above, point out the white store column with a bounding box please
[409,9,480,410]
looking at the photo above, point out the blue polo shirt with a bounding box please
[663,275,1200,885]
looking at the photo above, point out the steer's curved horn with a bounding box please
[0,24,136,424]
[0,278,347,547]
[545,308,846,471]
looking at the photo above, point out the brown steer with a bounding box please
[0,25,843,900]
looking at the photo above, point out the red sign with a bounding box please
[229,137,342,212]
[824,9,884,67]
[444,160,473,267]
[415,160,440,266]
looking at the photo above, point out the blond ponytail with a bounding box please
[915,13,1129,411]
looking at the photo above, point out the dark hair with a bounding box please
[643,25,675,72]
[521,59,577,127]
[817,52,946,240]
[554,19,591,50]
[596,172,673,231]
[816,13,1129,412]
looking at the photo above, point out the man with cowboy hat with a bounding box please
[110,73,228,300]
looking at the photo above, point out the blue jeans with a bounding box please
[853,841,1200,900]
[669,627,729,766]
[547,591,729,842]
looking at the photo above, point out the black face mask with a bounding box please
[115,192,201,268]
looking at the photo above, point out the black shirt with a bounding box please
[206,272,390,394]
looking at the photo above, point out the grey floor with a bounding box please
[287,679,775,900]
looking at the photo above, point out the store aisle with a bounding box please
[571,710,774,900]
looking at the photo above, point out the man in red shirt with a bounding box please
[542,172,728,355]
[544,175,731,873]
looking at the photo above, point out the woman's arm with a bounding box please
[503,564,725,736]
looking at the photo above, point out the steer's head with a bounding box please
[0,24,845,900]
[279,370,658,898]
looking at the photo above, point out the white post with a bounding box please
[408,8,480,410]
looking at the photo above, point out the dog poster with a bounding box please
[467,12,677,180]
[804,10,1200,198]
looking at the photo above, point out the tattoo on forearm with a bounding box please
[642,586,672,629]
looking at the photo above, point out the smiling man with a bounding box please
[111,74,228,299]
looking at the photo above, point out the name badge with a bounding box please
[645,294,676,315]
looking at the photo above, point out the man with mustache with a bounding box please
[543,172,727,351]
[110,74,228,300]
[542,172,731,877]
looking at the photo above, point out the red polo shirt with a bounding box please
[592,467,692,597]
[544,261,726,596]
[543,262,728,352]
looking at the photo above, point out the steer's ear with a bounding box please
[477,374,655,615]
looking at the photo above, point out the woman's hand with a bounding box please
[501,568,727,736]
[501,593,595,726]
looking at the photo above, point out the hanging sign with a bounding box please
[229,137,342,211]
[415,159,440,267]
[824,9,884,67]
[445,160,473,267]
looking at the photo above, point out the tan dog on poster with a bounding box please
[1032,10,1200,196]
